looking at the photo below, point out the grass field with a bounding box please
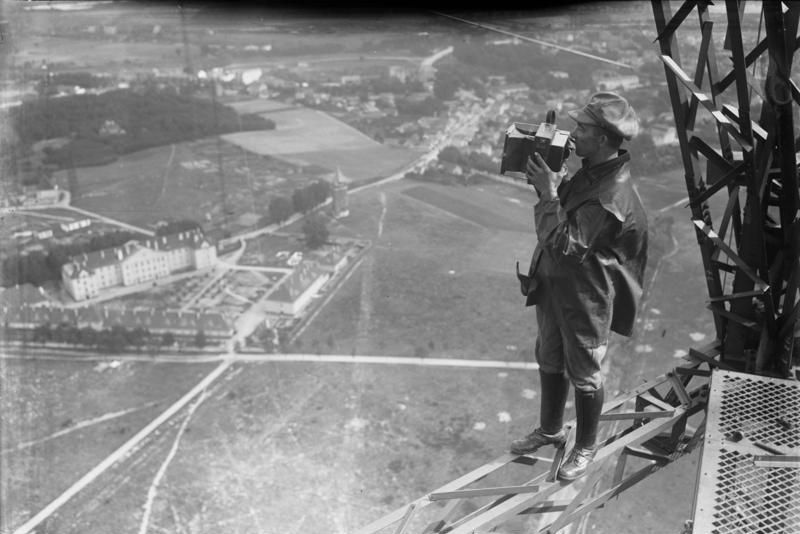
[221,107,421,181]
[57,137,327,237]
[3,172,718,534]
[0,357,218,531]
[55,104,420,235]
[291,180,541,360]
[402,182,532,233]
[1,357,542,534]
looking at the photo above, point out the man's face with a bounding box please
[570,122,605,159]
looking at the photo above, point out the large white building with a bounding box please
[62,229,216,301]
[260,261,329,317]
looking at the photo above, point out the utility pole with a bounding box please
[179,2,193,76]
[209,78,230,237]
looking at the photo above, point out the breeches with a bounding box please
[534,288,607,392]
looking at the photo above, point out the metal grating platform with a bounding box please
[693,370,800,534]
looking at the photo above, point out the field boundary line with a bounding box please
[10,358,234,534]
[1,400,163,455]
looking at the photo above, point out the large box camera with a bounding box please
[500,110,572,175]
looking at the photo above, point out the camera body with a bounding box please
[500,110,573,175]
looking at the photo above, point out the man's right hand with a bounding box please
[525,153,561,201]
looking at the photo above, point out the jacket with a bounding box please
[520,150,648,346]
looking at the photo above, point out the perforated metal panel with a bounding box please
[693,370,800,534]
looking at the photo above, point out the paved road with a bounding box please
[0,345,538,370]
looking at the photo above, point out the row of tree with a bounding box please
[1,229,145,287]
[262,179,333,227]
[10,88,275,168]
[27,322,209,353]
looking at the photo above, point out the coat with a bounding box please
[519,150,648,347]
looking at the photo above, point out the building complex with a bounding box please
[61,228,217,301]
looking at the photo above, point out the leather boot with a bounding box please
[510,370,569,454]
[558,386,604,481]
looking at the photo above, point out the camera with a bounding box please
[500,110,573,175]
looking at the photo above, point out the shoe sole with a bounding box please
[557,470,586,481]
[510,441,567,455]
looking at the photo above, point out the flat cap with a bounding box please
[568,91,639,140]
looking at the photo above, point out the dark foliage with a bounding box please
[10,89,275,168]
[302,215,329,249]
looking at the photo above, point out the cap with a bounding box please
[568,91,639,140]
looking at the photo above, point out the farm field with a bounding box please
[55,103,421,238]
[221,106,422,181]
[0,357,218,531]
[291,179,539,360]
[11,35,199,69]
[402,182,533,233]
[2,5,731,532]
[1,172,718,534]
[1,356,544,534]
[56,137,326,239]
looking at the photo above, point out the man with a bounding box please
[511,92,648,481]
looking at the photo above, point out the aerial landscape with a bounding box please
[0,2,759,533]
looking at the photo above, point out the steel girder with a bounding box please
[652,0,800,378]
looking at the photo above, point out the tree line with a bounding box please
[22,322,210,354]
[261,179,333,227]
[9,88,275,168]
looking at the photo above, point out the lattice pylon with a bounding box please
[652,0,800,377]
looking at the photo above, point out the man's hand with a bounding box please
[525,153,562,201]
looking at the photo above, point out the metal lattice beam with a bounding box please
[653,0,800,376]
[357,359,713,534]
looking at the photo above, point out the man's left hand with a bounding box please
[525,153,562,201]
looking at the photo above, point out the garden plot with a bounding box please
[190,269,278,316]
[108,271,216,311]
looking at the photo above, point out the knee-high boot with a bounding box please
[558,385,604,480]
[510,370,569,454]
